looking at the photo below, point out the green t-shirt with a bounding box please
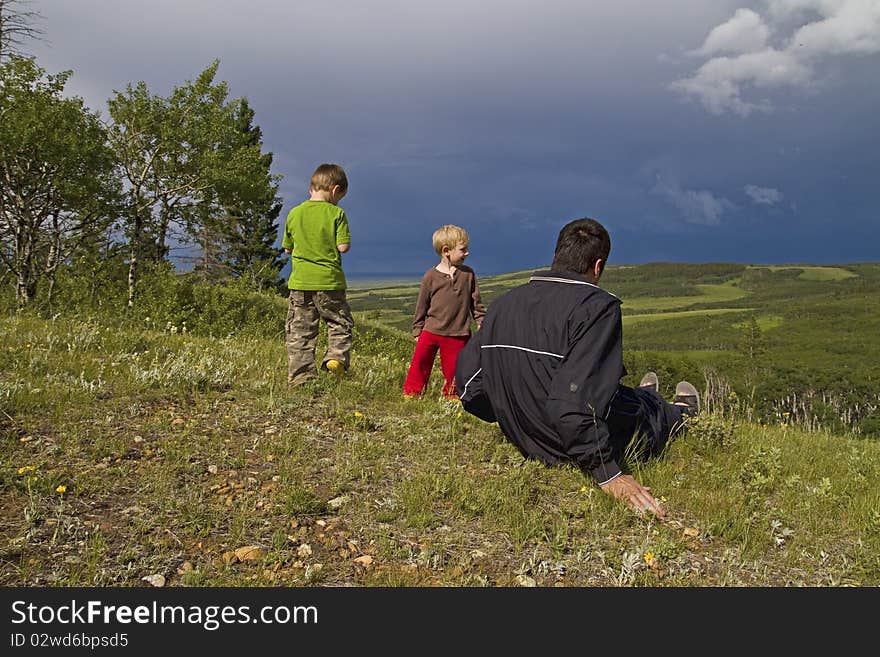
[282,200,351,290]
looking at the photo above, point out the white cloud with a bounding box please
[693,8,771,56]
[671,48,811,115]
[744,184,784,204]
[672,0,880,115]
[652,177,734,226]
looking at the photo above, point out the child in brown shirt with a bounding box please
[403,225,486,399]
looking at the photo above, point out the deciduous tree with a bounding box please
[108,61,284,306]
[0,56,117,308]
[0,0,44,61]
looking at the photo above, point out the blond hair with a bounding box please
[432,225,469,256]
[309,163,348,193]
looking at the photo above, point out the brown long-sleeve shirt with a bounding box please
[412,265,487,337]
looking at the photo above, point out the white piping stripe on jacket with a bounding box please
[480,344,564,359]
[460,367,482,398]
[529,276,620,300]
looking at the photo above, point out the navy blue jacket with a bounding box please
[455,270,626,484]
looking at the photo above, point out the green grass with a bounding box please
[759,265,857,281]
[2,300,880,587]
[624,308,753,326]
[619,281,750,312]
[2,261,879,587]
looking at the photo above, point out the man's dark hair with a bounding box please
[551,218,611,275]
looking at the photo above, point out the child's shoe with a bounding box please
[325,359,344,377]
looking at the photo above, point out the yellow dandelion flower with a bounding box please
[644,551,657,568]
[17,465,35,475]
[353,411,364,418]
[579,485,589,493]
[660,495,668,503]
[25,343,32,349]
[56,485,67,494]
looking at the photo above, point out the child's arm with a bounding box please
[412,275,431,339]
[336,211,351,255]
[281,212,294,254]
[471,273,487,329]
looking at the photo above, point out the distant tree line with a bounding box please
[0,8,285,310]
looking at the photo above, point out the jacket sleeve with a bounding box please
[412,274,431,337]
[455,319,496,422]
[545,300,625,484]
[470,274,487,327]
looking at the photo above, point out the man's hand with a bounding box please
[599,474,666,519]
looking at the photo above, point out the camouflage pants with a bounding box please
[285,290,354,385]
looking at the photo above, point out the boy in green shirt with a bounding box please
[282,163,353,386]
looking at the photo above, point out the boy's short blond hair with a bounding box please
[310,163,348,193]
[432,225,469,256]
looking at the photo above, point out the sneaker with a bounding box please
[673,381,700,415]
[325,359,344,376]
[639,371,659,393]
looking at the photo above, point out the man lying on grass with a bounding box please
[455,218,699,518]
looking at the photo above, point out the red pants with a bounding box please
[404,330,470,398]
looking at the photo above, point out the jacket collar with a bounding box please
[530,269,599,285]
[529,270,619,299]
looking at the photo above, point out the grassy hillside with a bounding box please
[2,262,879,586]
[351,262,880,436]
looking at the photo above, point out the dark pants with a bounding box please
[605,385,687,463]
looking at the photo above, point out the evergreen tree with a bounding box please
[739,315,767,360]
[199,98,283,291]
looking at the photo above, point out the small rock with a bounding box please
[133,436,144,443]
[171,418,185,428]
[297,543,313,558]
[515,575,537,587]
[683,527,700,538]
[142,574,165,587]
[353,555,373,567]
[234,546,265,562]
[327,495,349,510]
[207,465,218,475]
